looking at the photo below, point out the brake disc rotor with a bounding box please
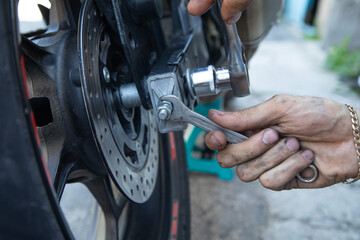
[79,0,159,203]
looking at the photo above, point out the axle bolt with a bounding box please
[157,101,172,121]
[103,66,110,83]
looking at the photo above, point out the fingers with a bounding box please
[258,150,314,190]
[205,130,227,151]
[207,123,319,190]
[208,95,288,132]
[235,137,300,181]
[187,0,215,16]
[187,0,251,24]
[221,0,250,23]
[213,128,279,168]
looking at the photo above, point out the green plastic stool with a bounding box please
[185,99,233,181]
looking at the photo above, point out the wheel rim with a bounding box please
[16,0,183,238]
[78,0,159,204]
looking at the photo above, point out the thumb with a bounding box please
[208,96,283,132]
[187,0,215,16]
[221,0,250,23]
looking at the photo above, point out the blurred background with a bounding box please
[190,0,360,239]
[17,0,360,239]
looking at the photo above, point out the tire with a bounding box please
[0,1,190,239]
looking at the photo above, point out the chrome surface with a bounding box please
[189,65,232,97]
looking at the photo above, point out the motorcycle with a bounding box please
[0,0,281,239]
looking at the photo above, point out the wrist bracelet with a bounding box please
[343,104,360,184]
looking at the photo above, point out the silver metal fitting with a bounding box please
[147,72,186,133]
[102,66,110,83]
[157,101,172,120]
[215,67,232,92]
[188,65,232,97]
[119,83,142,108]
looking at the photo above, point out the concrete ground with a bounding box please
[189,23,360,240]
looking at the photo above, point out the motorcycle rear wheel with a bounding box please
[0,1,190,239]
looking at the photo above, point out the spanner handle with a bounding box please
[187,112,248,144]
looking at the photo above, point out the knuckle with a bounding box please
[217,146,250,168]
[256,156,271,170]
[272,94,286,104]
[271,94,291,115]
[259,174,279,190]
[272,94,281,101]
[216,151,232,168]
[216,152,226,168]
[284,179,299,190]
[236,165,255,182]
[282,182,294,191]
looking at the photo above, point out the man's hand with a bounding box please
[187,0,251,24]
[205,95,359,190]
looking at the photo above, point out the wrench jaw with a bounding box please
[147,73,188,133]
[160,95,249,144]
[146,0,251,135]
[157,95,189,133]
[226,24,250,97]
[157,117,187,134]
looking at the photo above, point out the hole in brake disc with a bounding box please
[79,0,159,203]
[124,144,140,165]
[29,97,53,127]
[123,125,148,168]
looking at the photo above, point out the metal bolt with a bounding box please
[157,101,172,121]
[103,66,110,83]
[136,141,141,153]
[158,109,169,120]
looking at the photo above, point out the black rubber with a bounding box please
[125,132,191,240]
[0,1,190,239]
[0,1,70,239]
[171,132,191,240]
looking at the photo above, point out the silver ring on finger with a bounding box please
[296,164,318,183]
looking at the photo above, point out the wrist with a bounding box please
[343,105,360,183]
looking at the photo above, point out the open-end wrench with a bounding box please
[160,95,247,144]
[159,95,318,183]
[218,0,250,97]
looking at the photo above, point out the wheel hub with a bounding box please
[79,0,159,203]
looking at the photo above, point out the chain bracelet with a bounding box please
[344,104,360,184]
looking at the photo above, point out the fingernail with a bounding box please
[209,109,225,117]
[285,137,299,152]
[301,150,314,161]
[225,12,242,24]
[210,134,223,148]
[262,129,278,146]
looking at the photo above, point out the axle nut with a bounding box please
[157,101,172,121]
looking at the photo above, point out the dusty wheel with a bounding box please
[0,0,190,239]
